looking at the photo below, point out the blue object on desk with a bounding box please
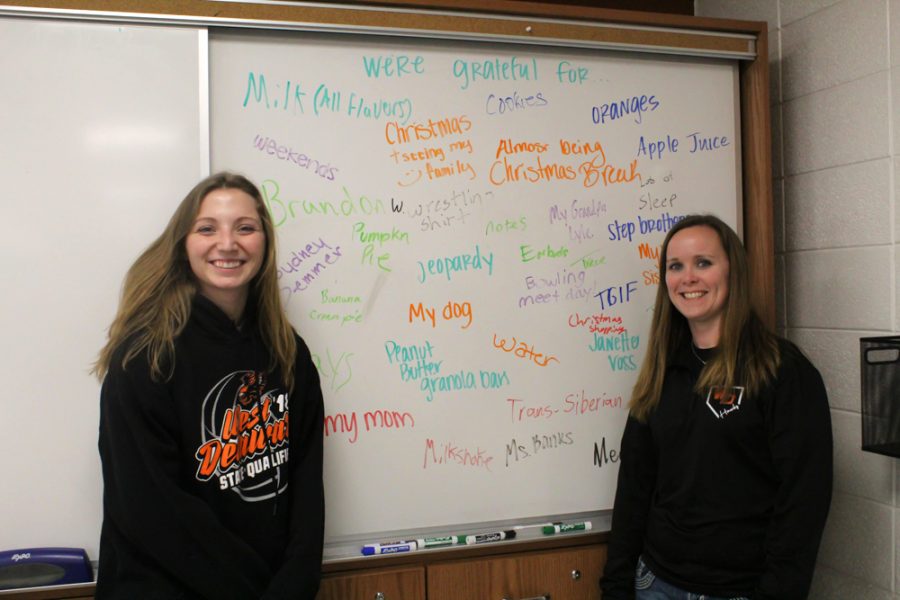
[0,548,93,590]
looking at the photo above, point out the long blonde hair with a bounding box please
[629,214,779,422]
[93,172,298,389]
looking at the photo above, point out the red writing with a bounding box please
[508,397,557,422]
[424,438,493,471]
[563,390,623,415]
[567,312,627,336]
[324,409,415,444]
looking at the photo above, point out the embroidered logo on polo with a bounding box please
[194,370,290,501]
[706,385,745,419]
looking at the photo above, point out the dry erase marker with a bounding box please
[361,541,417,556]
[460,530,516,545]
[415,536,458,549]
[542,522,593,535]
[514,522,556,531]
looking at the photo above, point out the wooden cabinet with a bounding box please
[0,583,94,599]
[317,537,607,600]
[428,545,606,600]
[317,566,425,600]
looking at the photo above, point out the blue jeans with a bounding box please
[635,556,749,600]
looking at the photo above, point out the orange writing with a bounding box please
[195,399,289,480]
[492,333,559,367]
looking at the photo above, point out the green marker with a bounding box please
[415,535,459,549]
[542,521,592,535]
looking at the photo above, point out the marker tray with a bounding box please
[861,336,900,458]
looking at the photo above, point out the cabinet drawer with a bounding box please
[317,566,425,600]
[428,545,606,600]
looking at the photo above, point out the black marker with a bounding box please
[457,530,516,545]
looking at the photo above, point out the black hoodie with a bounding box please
[97,295,324,599]
[600,338,832,600]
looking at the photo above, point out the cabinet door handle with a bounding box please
[374,593,385,600]
[501,596,550,600]
[571,569,582,580]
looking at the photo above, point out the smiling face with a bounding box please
[185,187,265,320]
[665,225,730,347]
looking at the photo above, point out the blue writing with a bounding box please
[636,134,679,160]
[347,92,413,125]
[607,219,636,242]
[485,91,548,115]
[242,73,305,113]
[688,131,730,153]
[592,94,659,124]
[313,84,341,116]
[452,56,539,90]
[556,61,589,84]
[243,72,268,107]
[416,245,494,283]
[595,281,638,310]
[362,55,425,78]
[638,213,684,236]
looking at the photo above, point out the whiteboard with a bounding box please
[209,30,741,547]
[0,17,203,559]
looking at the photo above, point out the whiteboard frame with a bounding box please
[0,2,756,58]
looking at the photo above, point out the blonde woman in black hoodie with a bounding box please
[94,172,324,599]
[600,214,832,600]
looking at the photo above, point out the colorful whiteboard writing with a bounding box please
[209,30,741,546]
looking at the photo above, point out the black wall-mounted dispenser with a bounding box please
[861,336,900,457]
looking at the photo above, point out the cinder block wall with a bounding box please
[694,1,898,598]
